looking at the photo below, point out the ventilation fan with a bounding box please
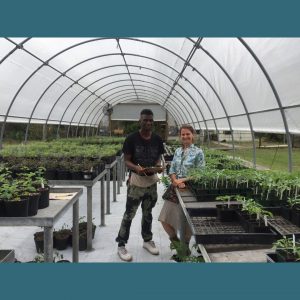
[102,103,113,116]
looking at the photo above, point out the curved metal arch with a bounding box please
[0,39,111,148]
[86,95,181,138]
[25,56,119,142]
[0,38,32,148]
[30,52,218,144]
[66,85,188,138]
[2,37,226,147]
[25,37,223,143]
[71,79,195,138]
[37,53,159,138]
[82,90,185,137]
[85,90,185,131]
[188,38,257,168]
[67,76,196,134]
[76,72,208,134]
[84,79,195,124]
[238,38,293,172]
[92,96,179,138]
[0,38,31,65]
[118,38,235,145]
[65,85,188,138]
[85,91,184,138]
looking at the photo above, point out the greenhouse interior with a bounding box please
[1,37,300,263]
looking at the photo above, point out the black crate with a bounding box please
[189,215,278,244]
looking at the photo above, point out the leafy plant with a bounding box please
[170,241,204,263]
[160,176,170,190]
[216,195,233,208]
[272,236,300,261]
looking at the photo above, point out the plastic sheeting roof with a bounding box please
[1,37,300,169]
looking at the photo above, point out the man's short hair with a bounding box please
[140,109,153,116]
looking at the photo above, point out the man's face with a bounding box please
[140,114,154,131]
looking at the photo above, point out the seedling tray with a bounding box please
[266,216,300,237]
[189,216,278,244]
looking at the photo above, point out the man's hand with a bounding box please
[135,164,146,175]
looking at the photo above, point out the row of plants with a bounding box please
[187,149,300,207]
[0,167,50,217]
[1,156,107,181]
[0,138,122,158]
[0,138,123,181]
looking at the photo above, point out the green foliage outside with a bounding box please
[234,148,300,173]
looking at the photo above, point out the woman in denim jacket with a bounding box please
[159,125,205,253]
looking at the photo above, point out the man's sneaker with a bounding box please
[118,246,132,262]
[143,241,159,255]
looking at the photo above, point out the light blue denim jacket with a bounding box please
[169,144,205,178]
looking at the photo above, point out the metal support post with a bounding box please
[106,165,111,214]
[100,177,105,226]
[44,227,54,262]
[72,200,79,262]
[87,186,93,250]
[117,156,121,194]
[113,163,117,202]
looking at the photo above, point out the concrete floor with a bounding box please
[0,177,178,263]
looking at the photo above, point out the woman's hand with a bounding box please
[177,182,186,189]
[172,178,186,188]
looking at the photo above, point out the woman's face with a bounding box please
[180,128,193,146]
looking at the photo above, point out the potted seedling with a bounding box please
[170,241,204,263]
[281,197,300,221]
[215,195,238,222]
[288,197,300,226]
[1,182,29,217]
[240,198,273,233]
[78,216,96,238]
[271,236,300,262]
[17,173,40,216]
[53,223,72,250]
[33,168,49,209]
[71,216,97,251]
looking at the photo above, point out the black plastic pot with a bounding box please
[27,193,40,216]
[54,235,70,250]
[276,249,298,262]
[53,229,72,250]
[79,234,87,251]
[38,187,50,209]
[216,205,238,222]
[71,171,83,180]
[78,222,96,239]
[4,198,29,217]
[281,206,292,221]
[44,169,57,180]
[57,170,71,180]
[291,208,300,227]
[0,199,5,217]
